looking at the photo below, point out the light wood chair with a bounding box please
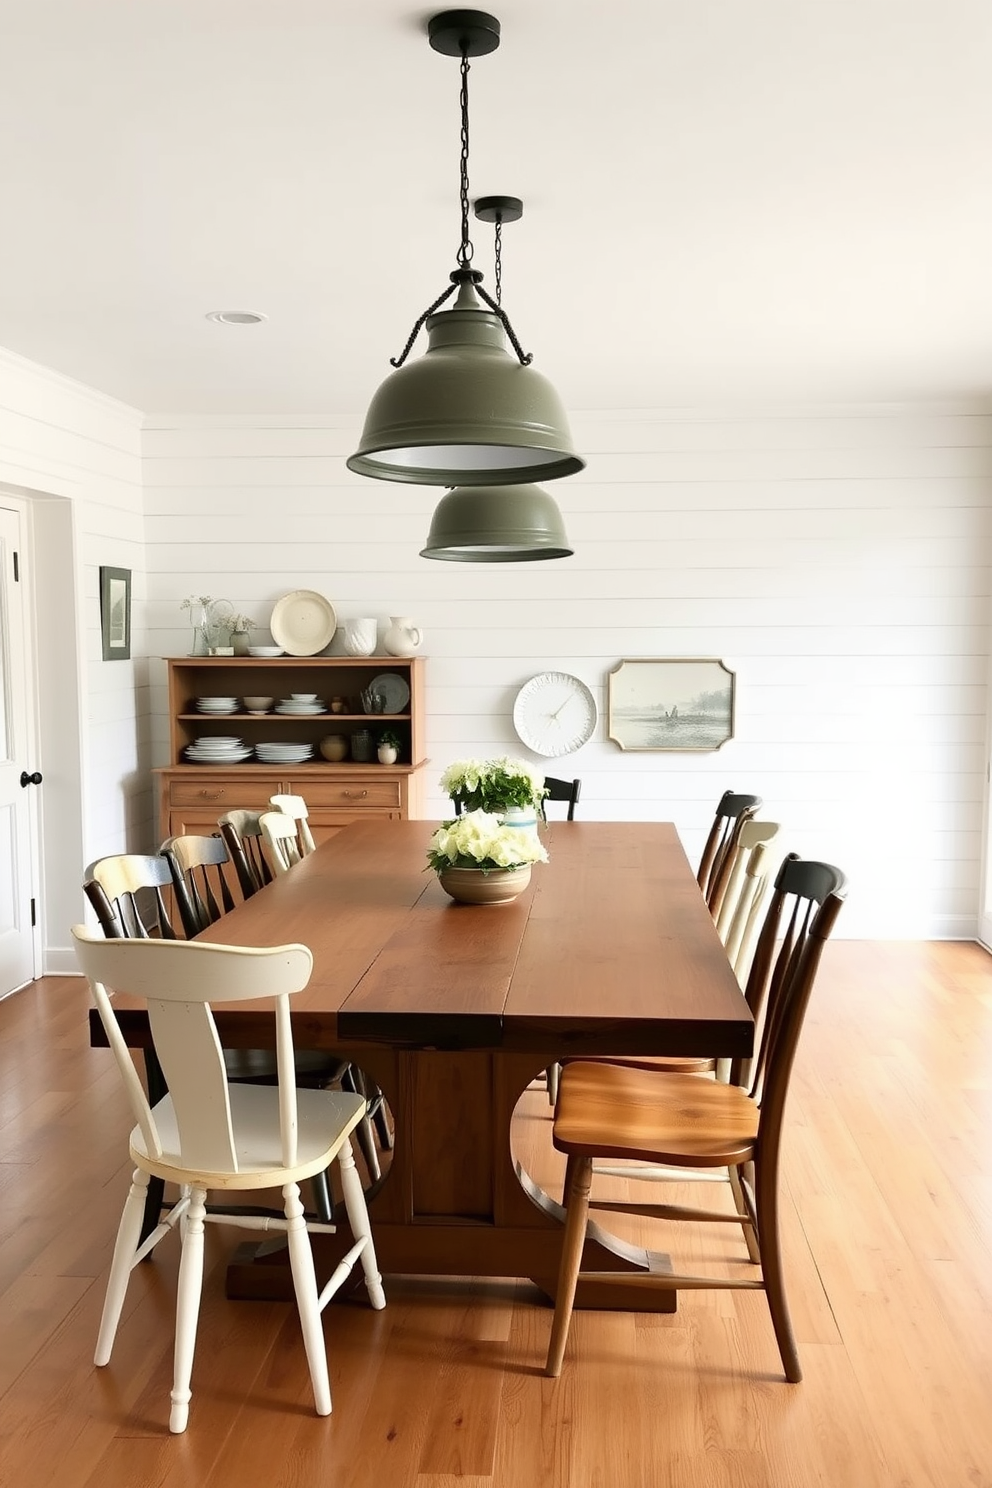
[217,809,273,897]
[545,853,847,1383]
[696,789,762,918]
[72,924,386,1434]
[160,833,236,937]
[540,776,581,821]
[268,793,317,856]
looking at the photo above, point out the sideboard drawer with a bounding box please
[292,778,402,811]
[167,776,275,809]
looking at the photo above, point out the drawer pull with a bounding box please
[342,789,369,799]
[198,788,225,800]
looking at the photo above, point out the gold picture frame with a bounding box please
[607,658,735,752]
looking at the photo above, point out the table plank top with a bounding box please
[189,819,752,1058]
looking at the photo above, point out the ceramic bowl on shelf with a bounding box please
[242,695,274,713]
[290,693,318,702]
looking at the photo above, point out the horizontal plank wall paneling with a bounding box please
[141,405,992,939]
[0,348,145,972]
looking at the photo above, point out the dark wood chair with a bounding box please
[696,790,762,918]
[545,853,847,1384]
[159,833,237,938]
[540,776,581,821]
[217,809,273,898]
[83,853,179,941]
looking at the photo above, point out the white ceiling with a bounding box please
[2,0,992,416]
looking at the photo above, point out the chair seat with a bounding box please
[553,1061,758,1168]
[131,1085,367,1189]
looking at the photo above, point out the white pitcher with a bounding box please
[342,617,378,656]
[383,616,423,656]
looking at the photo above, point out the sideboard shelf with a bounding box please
[155,655,427,843]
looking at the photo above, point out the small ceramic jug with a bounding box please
[383,616,423,657]
[342,617,378,656]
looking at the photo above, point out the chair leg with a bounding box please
[372,1094,394,1151]
[729,1163,761,1263]
[283,1180,332,1416]
[754,1151,802,1383]
[170,1186,207,1433]
[139,1052,168,1251]
[338,1137,386,1310]
[95,1168,150,1366]
[545,1153,593,1377]
[311,1166,334,1223]
[546,1062,560,1107]
[342,1065,382,1182]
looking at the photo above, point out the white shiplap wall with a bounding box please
[0,349,144,971]
[141,404,992,940]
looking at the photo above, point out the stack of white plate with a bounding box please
[274,697,326,714]
[185,736,254,764]
[195,695,238,714]
[247,645,284,657]
[255,742,314,765]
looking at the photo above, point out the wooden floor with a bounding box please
[1,940,991,1486]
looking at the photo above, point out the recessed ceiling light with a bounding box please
[205,310,267,325]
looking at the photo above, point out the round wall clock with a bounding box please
[512,671,598,758]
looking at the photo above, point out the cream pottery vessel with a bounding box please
[383,617,423,657]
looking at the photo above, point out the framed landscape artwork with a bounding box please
[99,566,131,661]
[607,658,735,752]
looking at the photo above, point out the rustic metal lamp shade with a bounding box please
[420,483,573,562]
[348,282,583,487]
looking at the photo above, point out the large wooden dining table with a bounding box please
[94,818,753,1311]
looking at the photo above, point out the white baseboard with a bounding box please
[44,946,84,976]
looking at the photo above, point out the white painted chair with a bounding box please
[72,924,386,1434]
[715,820,784,984]
[260,808,305,875]
[268,793,316,856]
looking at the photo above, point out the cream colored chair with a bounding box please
[72,925,386,1434]
[260,808,305,875]
[268,793,316,855]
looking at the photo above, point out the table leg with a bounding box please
[226,1046,675,1312]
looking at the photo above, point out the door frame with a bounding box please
[0,496,41,990]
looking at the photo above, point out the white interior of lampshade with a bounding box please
[370,445,562,469]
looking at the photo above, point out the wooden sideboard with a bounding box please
[155,655,427,844]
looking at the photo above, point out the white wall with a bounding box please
[142,403,992,940]
[0,349,144,971]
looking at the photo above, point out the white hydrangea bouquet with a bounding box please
[439,756,547,814]
[426,810,549,875]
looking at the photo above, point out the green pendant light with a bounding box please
[421,483,573,561]
[347,11,583,488]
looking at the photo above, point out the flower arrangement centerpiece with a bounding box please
[439,757,547,820]
[427,809,548,905]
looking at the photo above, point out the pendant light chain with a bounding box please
[457,49,474,267]
[494,216,502,304]
[386,12,532,369]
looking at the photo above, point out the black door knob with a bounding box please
[19,770,43,788]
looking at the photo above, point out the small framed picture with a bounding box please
[607,658,735,752]
[100,566,131,661]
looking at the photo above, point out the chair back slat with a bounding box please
[71,927,313,1175]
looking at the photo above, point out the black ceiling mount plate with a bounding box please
[475,195,523,224]
[428,10,501,57]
